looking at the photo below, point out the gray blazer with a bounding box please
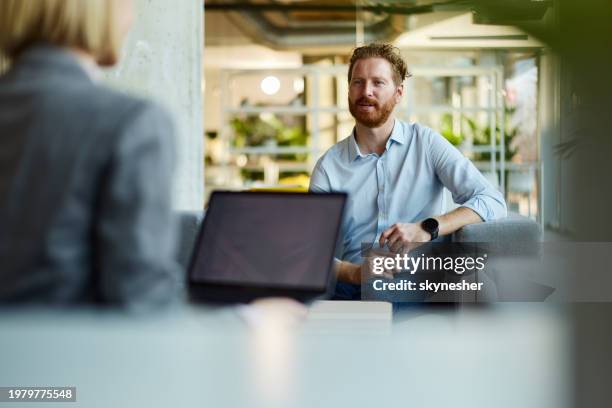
[0,45,182,306]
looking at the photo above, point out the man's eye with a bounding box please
[375,81,385,86]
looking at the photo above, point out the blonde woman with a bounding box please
[0,0,181,306]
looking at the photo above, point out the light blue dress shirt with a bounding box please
[309,119,507,264]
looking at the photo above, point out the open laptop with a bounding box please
[188,191,346,303]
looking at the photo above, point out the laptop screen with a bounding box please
[189,192,346,290]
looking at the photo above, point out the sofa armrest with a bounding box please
[452,213,542,243]
[174,210,205,270]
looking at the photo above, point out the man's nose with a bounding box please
[363,82,374,97]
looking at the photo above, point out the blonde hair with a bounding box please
[0,0,124,66]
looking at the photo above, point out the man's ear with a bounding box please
[395,83,404,103]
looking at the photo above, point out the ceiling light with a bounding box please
[261,76,280,95]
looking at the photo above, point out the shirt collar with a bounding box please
[347,130,363,162]
[347,119,405,162]
[388,119,406,146]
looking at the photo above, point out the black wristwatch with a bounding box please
[421,218,439,241]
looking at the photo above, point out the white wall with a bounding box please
[105,0,204,210]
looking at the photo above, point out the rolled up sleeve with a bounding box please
[427,130,507,221]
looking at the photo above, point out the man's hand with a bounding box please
[336,257,397,285]
[379,223,431,252]
[335,261,362,285]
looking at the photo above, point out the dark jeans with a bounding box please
[332,282,361,300]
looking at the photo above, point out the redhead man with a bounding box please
[310,44,506,298]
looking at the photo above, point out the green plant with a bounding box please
[465,106,518,162]
[437,107,518,161]
[439,113,464,146]
[230,113,309,160]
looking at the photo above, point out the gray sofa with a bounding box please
[451,212,541,243]
[451,213,544,302]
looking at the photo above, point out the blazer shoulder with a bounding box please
[46,81,173,138]
[78,83,169,123]
[98,87,173,134]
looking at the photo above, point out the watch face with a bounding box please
[422,218,439,232]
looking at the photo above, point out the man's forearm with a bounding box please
[434,206,483,237]
[343,207,482,282]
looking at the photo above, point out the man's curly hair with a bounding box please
[348,43,410,86]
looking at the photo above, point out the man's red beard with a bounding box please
[348,96,396,128]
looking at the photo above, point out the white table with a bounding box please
[0,301,569,408]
